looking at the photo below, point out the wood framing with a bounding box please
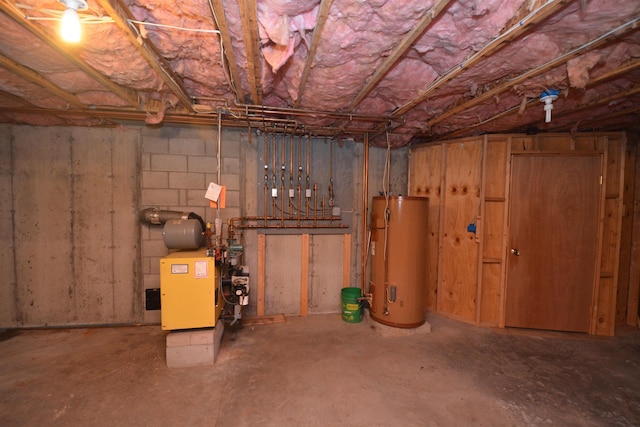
[300,234,310,316]
[343,234,351,288]
[257,233,266,317]
[409,132,632,336]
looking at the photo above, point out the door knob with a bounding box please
[510,248,520,256]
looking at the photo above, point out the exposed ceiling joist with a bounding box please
[586,58,640,87]
[94,0,194,112]
[237,0,262,104]
[552,106,640,132]
[294,0,333,108]
[0,89,36,107]
[209,0,245,103]
[392,0,573,118]
[0,0,638,144]
[0,1,141,108]
[347,0,454,111]
[0,53,85,108]
[427,17,640,129]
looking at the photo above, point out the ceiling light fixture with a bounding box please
[59,0,88,43]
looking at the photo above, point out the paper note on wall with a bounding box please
[205,182,222,202]
[209,186,226,208]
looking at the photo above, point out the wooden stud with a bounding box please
[498,136,513,329]
[590,140,608,335]
[343,234,351,288]
[627,138,640,326]
[300,234,309,316]
[476,136,487,325]
[257,233,266,317]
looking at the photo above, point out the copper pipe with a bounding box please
[263,185,268,227]
[361,133,369,296]
[281,182,285,227]
[297,185,301,227]
[313,182,318,226]
[228,216,347,232]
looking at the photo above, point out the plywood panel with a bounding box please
[606,137,622,196]
[439,140,481,321]
[600,198,620,275]
[574,136,599,151]
[628,139,640,326]
[616,140,635,325]
[595,277,616,335]
[480,263,501,326]
[482,202,505,260]
[265,235,301,316]
[538,135,573,151]
[511,137,534,152]
[309,234,344,314]
[484,140,508,198]
[409,144,441,310]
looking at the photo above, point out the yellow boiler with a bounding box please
[160,249,224,331]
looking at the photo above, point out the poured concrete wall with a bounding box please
[0,124,407,327]
[0,125,140,327]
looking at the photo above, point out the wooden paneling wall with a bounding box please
[409,132,632,335]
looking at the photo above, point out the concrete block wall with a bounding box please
[139,126,244,324]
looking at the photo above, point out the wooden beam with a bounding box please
[0,54,85,108]
[628,140,640,327]
[94,0,194,112]
[300,234,309,316]
[347,0,453,111]
[392,0,573,118]
[427,18,640,129]
[294,0,333,108]
[343,233,351,288]
[587,58,640,88]
[0,1,140,109]
[258,233,266,317]
[209,0,245,103]
[0,89,36,107]
[237,0,262,104]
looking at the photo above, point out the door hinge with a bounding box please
[599,176,603,185]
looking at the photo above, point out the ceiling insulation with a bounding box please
[0,0,638,146]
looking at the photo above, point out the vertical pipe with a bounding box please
[264,132,269,225]
[306,134,311,218]
[289,130,294,219]
[217,110,222,220]
[272,130,277,217]
[313,182,318,226]
[361,134,369,296]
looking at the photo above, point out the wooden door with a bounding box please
[505,154,602,332]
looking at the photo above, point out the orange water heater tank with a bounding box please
[369,196,429,328]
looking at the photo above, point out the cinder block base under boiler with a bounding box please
[165,319,224,368]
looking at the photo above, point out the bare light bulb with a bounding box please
[61,7,81,43]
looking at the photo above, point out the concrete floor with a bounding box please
[1,313,639,426]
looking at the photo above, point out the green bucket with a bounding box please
[341,287,362,323]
